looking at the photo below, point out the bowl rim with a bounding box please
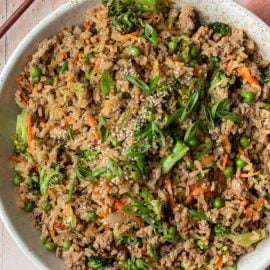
[0,0,269,269]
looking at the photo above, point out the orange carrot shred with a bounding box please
[88,114,98,126]
[240,199,249,208]
[215,255,223,269]
[238,147,245,156]
[222,153,229,171]
[145,13,160,20]
[27,112,34,152]
[114,32,139,41]
[93,128,100,141]
[200,154,216,167]
[237,66,258,85]
[194,64,202,77]
[244,209,253,218]
[10,155,25,163]
[115,200,125,210]
[252,198,265,210]
[93,56,102,73]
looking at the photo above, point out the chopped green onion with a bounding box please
[190,47,200,58]
[149,243,159,262]
[211,98,229,118]
[201,104,215,128]
[225,264,237,270]
[30,66,41,83]
[216,111,243,123]
[196,239,208,250]
[61,60,68,73]
[144,23,158,45]
[67,126,74,141]
[98,116,110,142]
[67,178,76,203]
[188,209,211,222]
[100,69,114,96]
[161,141,189,174]
[108,158,123,179]
[180,91,200,121]
[118,107,131,131]
[87,211,97,222]
[41,201,52,212]
[166,108,183,126]
[23,201,34,213]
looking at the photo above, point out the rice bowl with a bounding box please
[0,0,270,267]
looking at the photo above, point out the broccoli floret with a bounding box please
[209,70,230,92]
[108,0,126,17]
[208,22,232,37]
[88,256,113,270]
[263,68,270,83]
[113,10,139,34]
[13,109,27,153]
[39,167,66,195]
[215,223,231,237]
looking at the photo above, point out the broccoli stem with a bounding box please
[161,141,189,174]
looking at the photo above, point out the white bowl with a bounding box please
[0,0,269,269]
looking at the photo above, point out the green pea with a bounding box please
[13,174,22,186]
[111,137,121,147]
[190,46,200,58]
[189,59,199,68]
[63,240,72,250]
[168,226,177,235]
[131,171,141,181]
[236,158,247,169]
[23,201,34,213]
[196,239,208,250]
[223,166,234,178]
[168,41,178,52]
[30,66,41,83]
[85,71,92,80]
[124,45,141,57]
[87,211,97,222]
[240,135,250,148]
[41,201,52,212]
[242,91,255,103]
[187,136,198,147]
[135,258,146,269]
[225,264,237,270]
[213,197,224,209]
[44,241,56,251]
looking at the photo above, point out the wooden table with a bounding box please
[0,0,259,269]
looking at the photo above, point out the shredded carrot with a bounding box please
[84,20,90,29]
[114,32,139,41]
[93,56,102,73]
[93,128,100,141]
[237,66,258,85]
[63,204,72,216]
[240,199,249,208]
[88,114,98,126]
[61,52,68,60]
[164,179,177,208]
[10,155,25,163]
[115,200,125,210]
[103,224,110,230]
[104,182,111,195]
[222,153,229,171]
[190,184,211,196]
[200,154,216,167]
[193,64,202,77]
[185,195,193,204]
[215,255,223,269]
[240,172,259,178]
[238,147,245,156]
[145,63,153,71]
[49,229,55,237]
[47,189,54,197]
[27,112,34,152]
[145,13,160,20]
[25,54,33,61]
[54,223,66,230]
[252,198,265,210]
[244,209,253,218]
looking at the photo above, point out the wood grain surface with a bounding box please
[0,0,260,269]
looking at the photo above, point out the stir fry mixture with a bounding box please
[12,0,270,269]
